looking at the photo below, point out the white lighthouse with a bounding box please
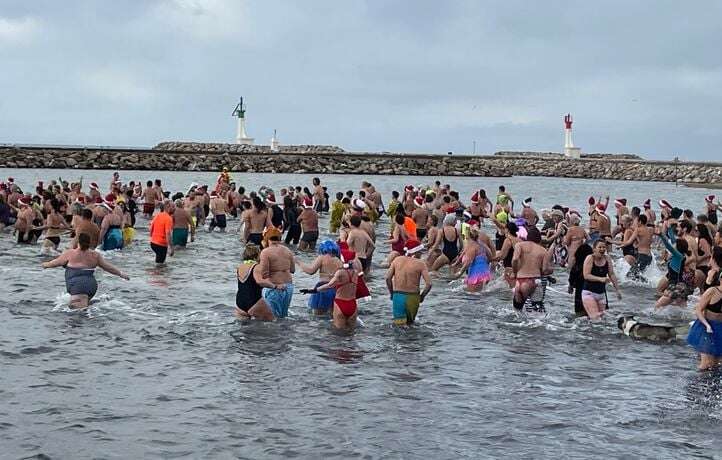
[563,113,581,158]
[270,129,280,152]
[232,97,255,145]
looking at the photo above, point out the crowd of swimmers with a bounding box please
[2,170,722,370]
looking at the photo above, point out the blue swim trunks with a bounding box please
[263,283,294,318]
[102,228,124,251]
[392,291,421,325]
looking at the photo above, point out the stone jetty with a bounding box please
[1,143,721,184]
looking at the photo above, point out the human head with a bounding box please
[526,226,542,244]
[318,240,340,257]
[335,192,343,200]
[146,180,153,187]
[506,221,518,237]
[638,214,648,225]
[592,239,607,255]
[82,208,93,220]
[574,243,593,267]
[312,177,320,186]
[350,215,362,228]
[676,237,689,255]
[252,196,265,212]
[394,213,405,226]
[78,233,91,251]
[242,243,261,261]
[697,223,713,244]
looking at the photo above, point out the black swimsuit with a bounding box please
[236,264,262,312]
[442,228,459,261]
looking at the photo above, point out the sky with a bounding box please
[1,0,721,160]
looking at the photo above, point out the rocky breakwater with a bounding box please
[0,144,721,184]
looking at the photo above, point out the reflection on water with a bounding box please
[2,168,722,458]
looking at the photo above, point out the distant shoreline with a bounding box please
[1,143,720,185]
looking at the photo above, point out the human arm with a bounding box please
[41,251,69,268]
[614,228,638,247]
[695,289,715,334]
[420,265,432,302]
[98,218,109,247]
[606,255,622,300]
[296,256,321,275]
[252,265,283,289]
[97,254,130,280]
[385,262,396,299]
[316,270,344,292]
[511,245,521,275]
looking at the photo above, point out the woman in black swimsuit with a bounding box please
[235,244,279,321]
[430,214,459,272]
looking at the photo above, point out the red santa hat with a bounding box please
[18,196,30,206]
[403,239,424,255]
[74,196,86,205]
[266,193,277,205]
[404,185,414,193]
[340,248,356,264]
[94,196,103,204]
[414,196,424,208]
[470,192,479,204]
[354,199,366,211]
[596,203,606,214]
[706,195,716,203]
[614,198,627,208]
[303,197,313,209]
[658,199,672,209]
[89,182,99,191]
[643,199,651,209]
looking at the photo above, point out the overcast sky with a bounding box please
[1,1,720,160]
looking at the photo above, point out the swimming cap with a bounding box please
[495,210,508,224]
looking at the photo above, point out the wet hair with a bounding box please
[392,191,399,199]
[359,190,366,198]
[341,197,351,205]
[252,196,266,213]
[506,221,518,236]
[479,189,487,199]
[78,233,91,251]
[443,196,451,204]
[683,209,694,219]
[50,198,61,212]
[450,191,459,200]
[499,185,506,192]
[395,213,405,225]
[697,223,713,247]
[631,206,641,217]
[336,192,343,200]
[430,214,439,227]
[593,239,606,249]
[679,220,693,234]
[638,214,647,225]
[573,244,594,270]
[243,244,261,261]
[146,180,153,187]
[676,237,690,256]
[238,186,245,194]
[82,208,93,220]
[350,215,362,227]
[713,246,722,268]
[346,190,354,198]
[526,226,542,244]
[155,179,162,187]
[312,177,320,186]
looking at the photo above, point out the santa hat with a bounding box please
[18,196,30,206]
[468,219,480,228]
[404,185,414,193]
[7,177,14,183]
[658,199,672,209]
[706,195,716,203]
[210,191,218,198]
[567,208,581,218]
[522,197,532,208]
[643,199,651,209]
[354,199,366,211]
[105,193,116,202]
[403,239,424,255]
[303,197,313,209]
[414,196,424,208]
[89,182,99,191]
[596,203,606,214]
[74,196,86,205]
[470,192,479,204]
[588,196,596,206]
[614,198,627,208]
[266,193,277,205]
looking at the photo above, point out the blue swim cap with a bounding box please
[318,240,340,257]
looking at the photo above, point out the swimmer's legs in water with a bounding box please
[69,294,90,309]
[581,291,606,320]
[698,353,722,371]
[430,254,450,272]
[332,304,357,329]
